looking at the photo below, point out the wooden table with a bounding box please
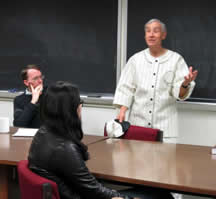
[0,127,107,199]
[1,128,216,198]
[82,134,107,146]
[87,138,216,197]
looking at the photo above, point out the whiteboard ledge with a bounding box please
[177,101,216,112]
[1,91,216,111]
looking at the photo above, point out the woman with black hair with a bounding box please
[28,81,173,199]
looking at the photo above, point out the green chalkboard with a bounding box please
[0,0,118,94]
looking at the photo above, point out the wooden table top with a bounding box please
[82,134,107,146]
[0,127,107,165]
[1,127,216,196]
[87,138,216,197]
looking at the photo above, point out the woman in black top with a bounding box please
[28,81,173,199]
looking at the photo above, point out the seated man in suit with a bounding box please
[13,64,44,128]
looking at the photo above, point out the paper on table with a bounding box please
[13,128,38,137]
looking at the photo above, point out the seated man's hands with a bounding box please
[31,84,43,104]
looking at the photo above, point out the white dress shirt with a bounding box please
[113,48,195,138]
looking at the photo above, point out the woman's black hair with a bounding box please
[40,81,89,160]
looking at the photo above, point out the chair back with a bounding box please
[123,125,163,142]
[18,160,60,199]
[105,124,163,142]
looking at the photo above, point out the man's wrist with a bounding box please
[120,106,128,112]
[182,83,190,89]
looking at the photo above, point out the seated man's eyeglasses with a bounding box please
[30,75,45,82]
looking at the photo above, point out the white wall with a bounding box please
[82,104,216,146]
[1,99,216,146]
[82,106,116,136]
[178,107,216,146]
[0,100,14,126]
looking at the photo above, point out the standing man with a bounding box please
[113,19,198,143]
[13,64,44,128]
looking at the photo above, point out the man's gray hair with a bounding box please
[144,19,167,33]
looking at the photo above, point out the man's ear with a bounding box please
[162,32,167,40]
[77,104,82,119]
[23,80,29,87]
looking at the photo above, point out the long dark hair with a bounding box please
[40,81,89,160]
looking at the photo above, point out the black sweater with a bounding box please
[13,92,41,128]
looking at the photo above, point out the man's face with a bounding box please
[145,21,167,48]
[24,69,43,89]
